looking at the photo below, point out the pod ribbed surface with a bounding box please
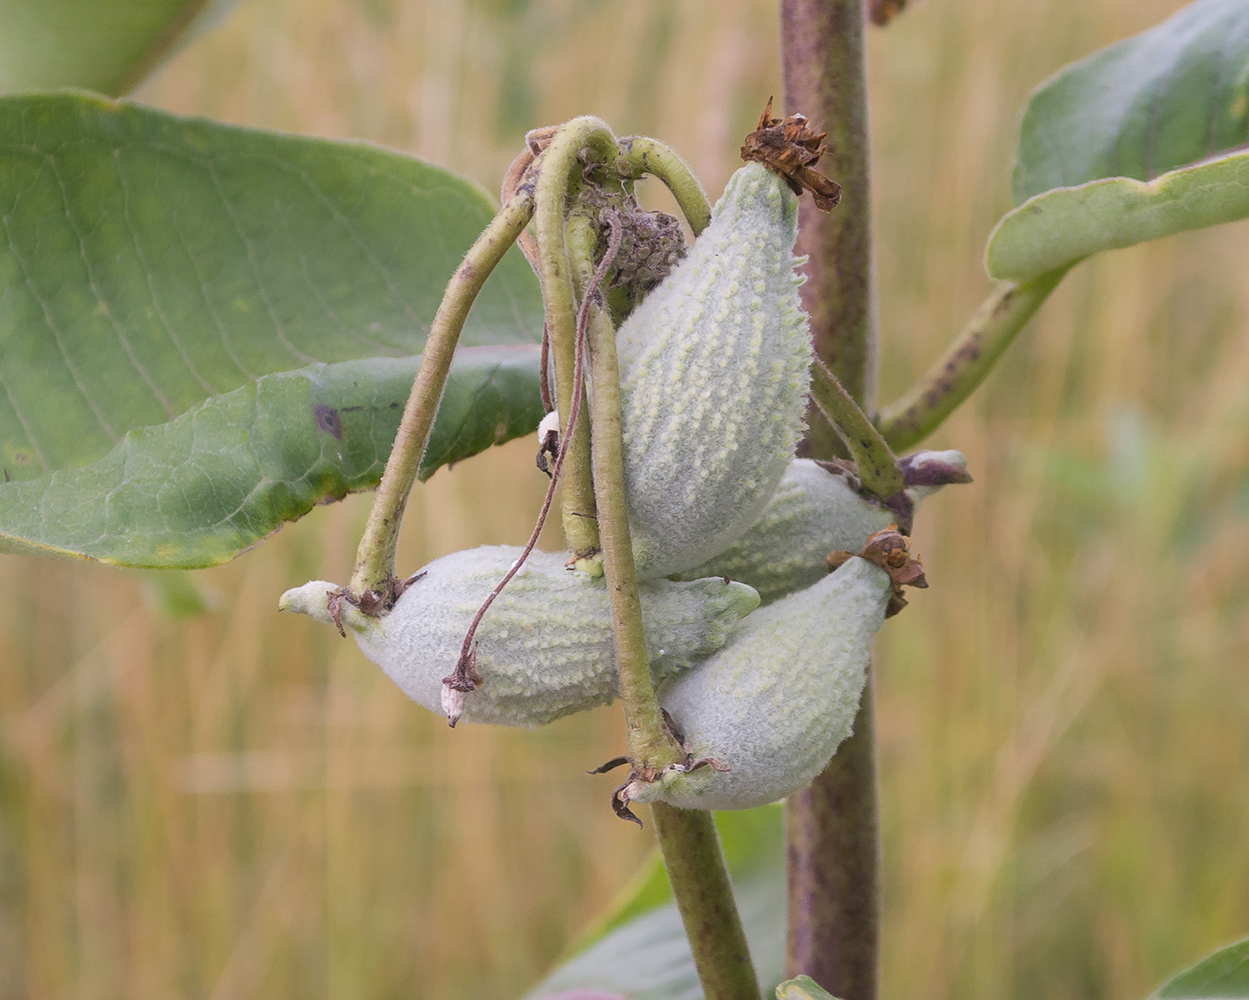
[617,162,812,580]
[676,459,898,604]
[342,546,759,727]
[634,556,891,810]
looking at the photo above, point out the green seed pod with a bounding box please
[279,546,759,727]
[624,556,892,811]
[677,451,969,604]
[616,161,812,581]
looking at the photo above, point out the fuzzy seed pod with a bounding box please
[279,546,759,727]
[676,451,969,604]
[616,161,812,581]
[624,556,891,811]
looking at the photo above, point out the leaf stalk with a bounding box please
[877,268,1069,451]
[651,805,764,1000]
[616,136,713,236]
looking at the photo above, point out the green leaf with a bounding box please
[1013,0,1249,202]
[986,149,1249,281]
[528,807,785,1000]
[0,93,543,565]
[0,0,241,95]
[0,347,543,567]
[986,0,1249,281]
[1153,938,1249,1000]
[775,975,841,1000]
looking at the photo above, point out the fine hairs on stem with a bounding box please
[440,220,625,726]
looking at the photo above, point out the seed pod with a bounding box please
[279,546,759,727]
[616,161,812,580]
[623,555,892,811]
[676,451,969,604]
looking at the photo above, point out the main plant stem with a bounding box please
[781,1,881,997]
[569,216,760,1000]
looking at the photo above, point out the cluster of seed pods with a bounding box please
[280,152,967,811]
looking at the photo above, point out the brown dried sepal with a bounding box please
[869,0,907,26]
[595,711,730,826]
[535,422,559,477]
[740,97,841,211]
[324,570,426,637]
[827,526,928,618]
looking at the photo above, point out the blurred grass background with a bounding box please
[1,0,1248,997]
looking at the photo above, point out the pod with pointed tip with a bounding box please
[616,161,813,581]
[676,451,968,604]
[279,545,759,727]
[625,556,891,811]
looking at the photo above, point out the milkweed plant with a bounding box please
[1,1,1247,998]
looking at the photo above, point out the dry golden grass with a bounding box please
[1,0,1247,998]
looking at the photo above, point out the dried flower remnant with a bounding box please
[740,98,842,211]
[869,0,908,26]
[828,525,928,617]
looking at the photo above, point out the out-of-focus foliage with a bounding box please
[1153,937,1249,999]
[0,0,241,94]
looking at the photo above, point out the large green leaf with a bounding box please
[986,0,1249,281]
[0,93,544,565]
[0,347,543,566]
[0,0,240,95]
[527,807,785,1000]
[1012,0,1249,202]
[986,149,1249,281]
[1153,938,1249,1000]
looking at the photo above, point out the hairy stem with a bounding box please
[877,268,1069,451]
[617,136,713,236]
[350,191,534,596]
[570,213,760,1000]
[652,805,763,1000]
[781,1,881,996]
[782,0,876,441]
[533,117,619,563]
[786,678,880,998]
[809,360,902,498]
[567,214,676,767]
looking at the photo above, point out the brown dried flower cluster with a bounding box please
[740,98,842,211]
